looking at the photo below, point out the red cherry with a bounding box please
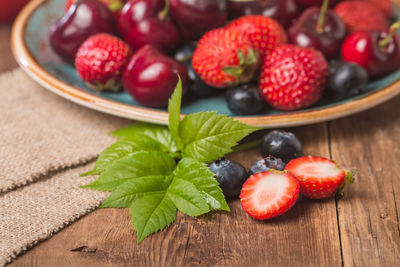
[341,23,400,78]
[122,45,189,108]
[118,0,180,52]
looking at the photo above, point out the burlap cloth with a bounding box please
[0,69,131,266]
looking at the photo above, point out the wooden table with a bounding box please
[1,24,400,267]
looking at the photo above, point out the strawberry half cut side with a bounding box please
[240,171,299,220]
[285,156,355,199]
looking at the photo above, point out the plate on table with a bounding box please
[11,0,400,127]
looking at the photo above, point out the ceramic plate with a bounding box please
[11,0,400,127]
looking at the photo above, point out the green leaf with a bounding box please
[112,123,178,153]
[167,178,210,216]
[179,111,260,163]
[82,135,164,176]
[130,192,176,243]
[173,158,229,211]
[82,151,176,191]
[168,76,183,149]
[237,49,245,65]
[100,175,169,208]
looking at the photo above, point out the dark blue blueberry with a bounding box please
[327,61,368,100]
[225,84,265,115]
[186,62,217,97]
[209,157,248,198]
[261,130,302,162]
[173,45,195,63]
[249,156,286,176]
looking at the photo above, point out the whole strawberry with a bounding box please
[285,156,355,199]
[334,1,388,33]
[65,0,125,19]
[75,33,131,92]
[259,44,328,111]
[361,0,393,18]
[192,27,259,88]
[226,15,287,61]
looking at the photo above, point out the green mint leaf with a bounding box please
[167,178,210,216]
[82,151,176,191]
[179,111,260,163]
[168,76,183,149]
[130,192,176,243]
[173,158,229,211]
[112,123,178,153]
[82,135,164,176]
[100,175,169,208]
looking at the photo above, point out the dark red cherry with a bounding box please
[118,0,180,52]
[341,23,400,78]
[295,0,339,7]
[49,0,117,63]
[288,2,346,58]
[169,0,227,42]
[122,45,189,108]
[227,0,299,27]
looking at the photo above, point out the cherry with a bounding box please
[227,0,299,27]
[118,0,179,52]
[49,0,117,63]
[341,22,400,78]
[170,0,227,42]
[122,45,189,108]
[288,0,346,58]
[295,0,339,7]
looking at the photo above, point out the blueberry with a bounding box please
[173,45,195,63]
[327,61,368,100]
[186,62,217,97]
[209,157,248,198]
[261,130,302,162]
[249,156,286,176]
[225,84,266,115]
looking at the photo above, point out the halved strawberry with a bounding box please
[285,156,355,199]
[240,171,299,220]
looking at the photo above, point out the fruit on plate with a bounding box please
[326,61,368,100]
[341,22,400,78]
[65,0,125,19]
[75,33,131,92]
[209,158,248,198]
[170,0,227,42]
[260,130,302,162]
[248,155,286,176]
[192,27,259,88]
[226,15,287,60]
[225,84,266,115]
[285,156,355,199]
[118,0,179,52]
[288,0,346,58]
[227,0,299,27]
[240,170,300,220]
[334,1,388,33]
[50,0,117,63]
[259,44,329,111]
[122,45,188,108]
[0,0,29,24]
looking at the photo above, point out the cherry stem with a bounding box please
[378,21,400,48]
[316,0,329,34]
[158,0,170,20]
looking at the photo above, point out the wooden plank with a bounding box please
[0,25,18,73]
[11,124,342,267]
[329,96,400,267]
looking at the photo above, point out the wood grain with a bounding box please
[329,96,400,267]
[10,124,343,267]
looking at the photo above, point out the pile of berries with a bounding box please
[209,130,355,220]
[50,0,400,113]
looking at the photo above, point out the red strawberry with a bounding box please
[240,170,300,220]
[0,0,29,24]
[192,27,259,88]
[75,33,131,91]
[334,1,388,33]
[65,0,125,19]
[285,156,355,199]
[226,15,287,61]
[259,44,329,111]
